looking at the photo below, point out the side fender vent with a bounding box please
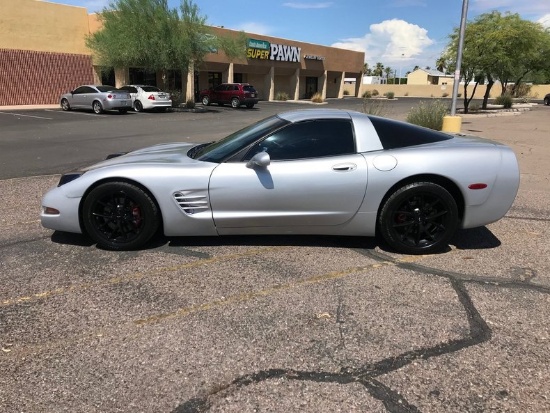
[173,192,209,215]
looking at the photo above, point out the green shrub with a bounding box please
[442,92,449,98]
[343,90,350,96]
[362,90,372,98]
[362,98,387,116]
[371,89,379,96]
[494,93,513,108]
[406,100,449,131]
[469,102,480,112]
[404,92,409,96]
[384,91,395,99]
[169,90,184,107]
[311,92,324,103]
[275,91,289,101]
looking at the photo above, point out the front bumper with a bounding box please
[41,187,83,234]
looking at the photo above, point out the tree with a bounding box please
[86,0,245,100]
[372,62,384,77]
[383,66,392,81]
[436,57,446,73]
[442,11,550,112]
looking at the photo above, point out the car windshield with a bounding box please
[193,115,289,163]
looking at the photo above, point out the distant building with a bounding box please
[407,68,454,86]
[0,0,365,105]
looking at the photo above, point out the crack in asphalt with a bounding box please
[171,248,548,413]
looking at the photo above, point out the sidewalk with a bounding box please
[0,104,59,111]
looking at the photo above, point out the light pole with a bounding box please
[398,53,405,85]
[442,0,469,132]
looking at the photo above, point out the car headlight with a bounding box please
[58,172,84,187]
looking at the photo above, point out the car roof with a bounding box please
[277,109,358,123]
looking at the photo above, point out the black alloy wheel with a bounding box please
[82,182,160,250]
[378,182,459,255]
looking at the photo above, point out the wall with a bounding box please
[0,0,91,55]
[344,83,550,101]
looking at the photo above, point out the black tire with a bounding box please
[246,103,254,109]
[118,109,128,114]
[82,182,160,250]
[544,98,550,106]
[92,100,104,114]
[231,97,240,108]
[134,100,143,112]
[61,98,71,111]
[201,95,210,106]
[378,182,459,255]
[157,107,167,113]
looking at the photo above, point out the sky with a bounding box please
[48,0,550,74]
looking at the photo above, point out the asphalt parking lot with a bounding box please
[1,100,549,412]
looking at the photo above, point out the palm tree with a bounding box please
[373,62,384,77]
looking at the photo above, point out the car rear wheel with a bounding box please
[545,97,550,106]
[134,100,143,112]
[201,96,210,106]
[92,101,104,114]
[82,182,160,250]
[231,97,240,108]
[246,103,254,109]
[378,182,458,255]
[61,99,71,111]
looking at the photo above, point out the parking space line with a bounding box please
[0,246,286,308]
[0,111,53,120]
[44,109,106,117]
[134,255,426,326]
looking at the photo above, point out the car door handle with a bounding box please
[332,163,357,172]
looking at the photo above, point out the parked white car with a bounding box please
[119,85,172,112]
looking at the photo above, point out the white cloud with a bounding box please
[282,2,333,9]
[332,19,434,68]
[538,14,550,28]
[232,22,274,36]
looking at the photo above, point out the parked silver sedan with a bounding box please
[60,85,132,114]
[41,109,520,255]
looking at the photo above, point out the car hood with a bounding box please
[81,142,200,171]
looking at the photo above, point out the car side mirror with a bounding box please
[246,151,270,169]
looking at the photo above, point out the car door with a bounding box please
[208,118,368,229]
[70,86,95,108]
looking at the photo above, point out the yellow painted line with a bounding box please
[134,255,426,326]
[0,246,285,307]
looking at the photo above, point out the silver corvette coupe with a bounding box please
[41,109,520,254]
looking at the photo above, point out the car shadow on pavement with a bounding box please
[48,226,500,253]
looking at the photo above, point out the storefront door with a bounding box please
[305,77,318,99]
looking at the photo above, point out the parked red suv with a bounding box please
[200,83,259,108]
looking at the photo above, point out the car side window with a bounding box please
[244,119,355,161]
[73,86,89,94]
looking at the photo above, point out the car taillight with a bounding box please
[107,94,113,99]
[148,94,155,100]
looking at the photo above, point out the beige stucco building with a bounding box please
[0,0,365,106]
[407,68,455,86]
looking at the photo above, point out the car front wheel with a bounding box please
[61,99,71,111]
[545,97,550,106]
[231,97,240,108]
[82,182,160,250]
[92,101,104,114]
[378,182,459,254]
[202,96,210,106]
